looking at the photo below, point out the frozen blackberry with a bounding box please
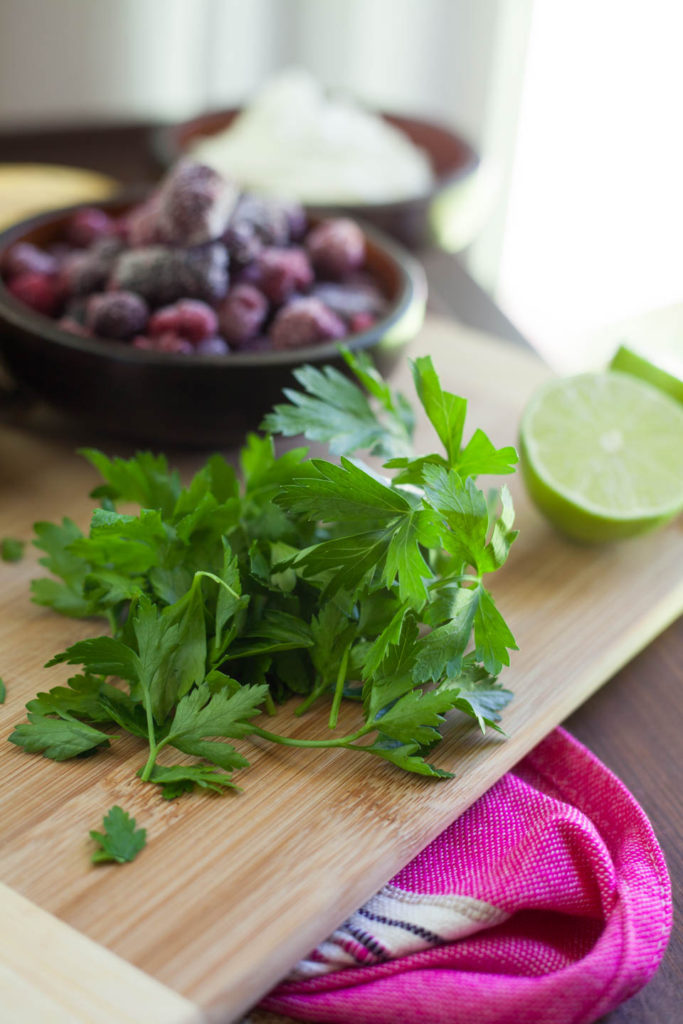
[110,244,228,307]
[148,299,218,343]
[305,218,365,279]
[256,247,313,305]
[218,284,268,345]
[232,194,290,247]
[66,207,114,248]
[60,237,123,297]
[156,161,238,246]
[2,242,58,278]
[86,290,149,339]
[7,272,62,316]
[269,297,346,350]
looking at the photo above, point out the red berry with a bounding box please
[270,297,346,350]
[257,247,313,304]
[305,218,365,279]
[7,272,62,315]
[349,312,376,333]
[148,299,218,343]
[218,284,268,345]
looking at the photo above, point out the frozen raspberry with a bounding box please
[196,336,230,356]
[110,244,228,307]
[256,247,313,304]
[156,161,238,246]
[85,290,149,339]
[148,299,218,343]
[305,218,365,279]
[232,195,290,247]
[269,297,346,350]
[2,242,58,278]
[60,237,123,296]
[349,312,376,333]
[7,272,62,315]
[65,207,114,248]
[311,280,387,320]
[57,316,92,338]
[218,284,268,345]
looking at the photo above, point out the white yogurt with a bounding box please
[190,69,435,205]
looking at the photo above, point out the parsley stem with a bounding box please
[139,699,158,783]
[328,643,350,730]
[251,724,371,748]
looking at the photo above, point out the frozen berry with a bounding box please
[123,195,162,247]
[280,200,307,242]
[57,316,92,338]
[269,297,346,350]
[110,244,228,307]
[148,299,218,343]
[305,218,365,279]
[132,332,193,355]
[86,290,148,339]
[196,336,230,356]
[256,247,313,305]
[311,280,386,320]
[223,220,263,268]
[66,207,114,247]
[232,195,290,247]
[218,284,268,345]
[349,312,376,333]
[3,242,58,278]
[156,161,238,246]
[60,237,123,296]
[7,272,62,315]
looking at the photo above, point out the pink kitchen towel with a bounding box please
[260,728,671,1024]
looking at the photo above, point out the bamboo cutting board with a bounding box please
[1,317,682,1023]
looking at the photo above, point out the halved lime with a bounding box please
[610,343,683,404]
[520,372,683,543]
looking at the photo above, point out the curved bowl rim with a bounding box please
[0,195,427,370]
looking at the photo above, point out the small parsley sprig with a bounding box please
[90,805,146,864]
[9,350,518,795]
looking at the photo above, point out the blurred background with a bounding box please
[1,0,682,371]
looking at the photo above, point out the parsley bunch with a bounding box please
[10,351,518,796]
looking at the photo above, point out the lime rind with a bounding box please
[520,372,683,543]
[610,343,683,404]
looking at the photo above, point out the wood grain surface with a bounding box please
[1,317,681,1023]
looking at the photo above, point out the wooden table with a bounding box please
[0,124,680,1024]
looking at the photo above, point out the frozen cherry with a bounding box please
[7,272,62,315]
[256,247,313,304]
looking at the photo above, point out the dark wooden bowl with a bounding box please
[153,109,479,250]
[0,199,426,447]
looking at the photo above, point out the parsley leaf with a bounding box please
[0,677,6,703]
[1,537,25,562]
[90,806,147,864]
[15,349,519,794]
